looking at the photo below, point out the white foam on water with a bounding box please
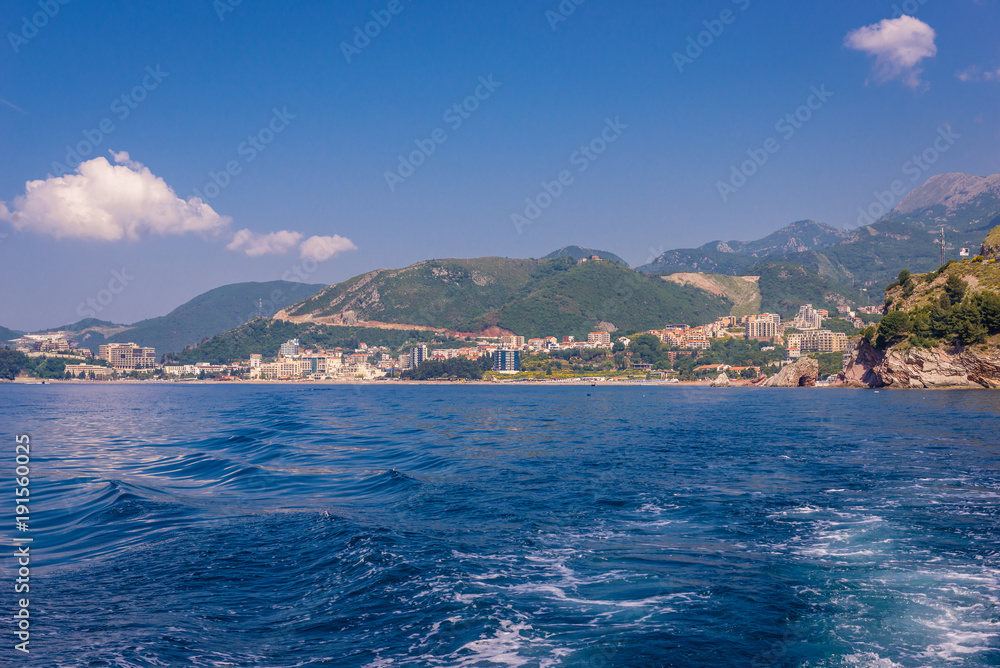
[840,652,904,667]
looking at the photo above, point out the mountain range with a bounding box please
[5,171,999,358]
[637,172,1000,286]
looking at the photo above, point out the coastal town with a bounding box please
[2,300,880,383]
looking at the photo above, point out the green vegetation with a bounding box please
[541,246,630,267]
[165,318,443,365]
[56,281,326,355]
[823,318,862,335]
[0,351,94,380]
[287,257,541,327]
[808,352,845,379]
[493,261,732,339]
[875,310,911,348]
[878,251,1000,348]
[0,350,28,380]
[604,334,785,380]
[31,357,69,379]
[661,273,762,318]
[402,357,490,380]
[0,326,23,344]
[748,261,858,317]
[692,337,786,369]
[285,257,733,340]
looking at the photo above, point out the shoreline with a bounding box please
[6,377,997,389]
[7,377,987,389]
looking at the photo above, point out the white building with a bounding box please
[99,343,157,370]
[279,339,300,358]
[64,363,113,379]
[792,304,823,330]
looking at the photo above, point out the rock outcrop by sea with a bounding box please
[764,357,818,387]
[710,373,731,387]
[838,339,1000,389]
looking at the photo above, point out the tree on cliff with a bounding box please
[944,275,968,304]
[876,311,910,349]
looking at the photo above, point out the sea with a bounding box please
[2,384,999,667]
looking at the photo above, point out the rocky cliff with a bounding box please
[838,339,1000,389]
[982,226,1000,259]
[764,357,819,387]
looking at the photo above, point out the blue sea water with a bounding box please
[2,384,1000,667]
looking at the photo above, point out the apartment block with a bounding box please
[792,304,823,330]
[261,360,302,379]
[493,349,520,373]
[64,363,113,379]
[785,330,848,355]
[587,331,611,345]
[99,343,157,370]
[279,339,300,358]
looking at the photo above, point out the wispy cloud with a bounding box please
[957,66,1000,83]
[0,97,27,114]
[845,16,937,88]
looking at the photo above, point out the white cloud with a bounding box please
[227,228,303,257]
[299,234,358,262]
[0,151,229,240]
[957,66,1000,83]
[845,16,937,88]
[1,150,358,262]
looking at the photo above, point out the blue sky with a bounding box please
[2,0,999,330]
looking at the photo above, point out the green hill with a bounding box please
[873,242,1000,349]
[542,246,630,267]
[749,262,861,316]
[488,259,732,338]
[281,256,732,340]
[0,326,24,345]
[41,281,326,356]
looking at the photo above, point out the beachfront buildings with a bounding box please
[493,349,520,373]
[785,330,848,357]
[99,343,157,371]
[64,363,113,379]
[261,359,302,379]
